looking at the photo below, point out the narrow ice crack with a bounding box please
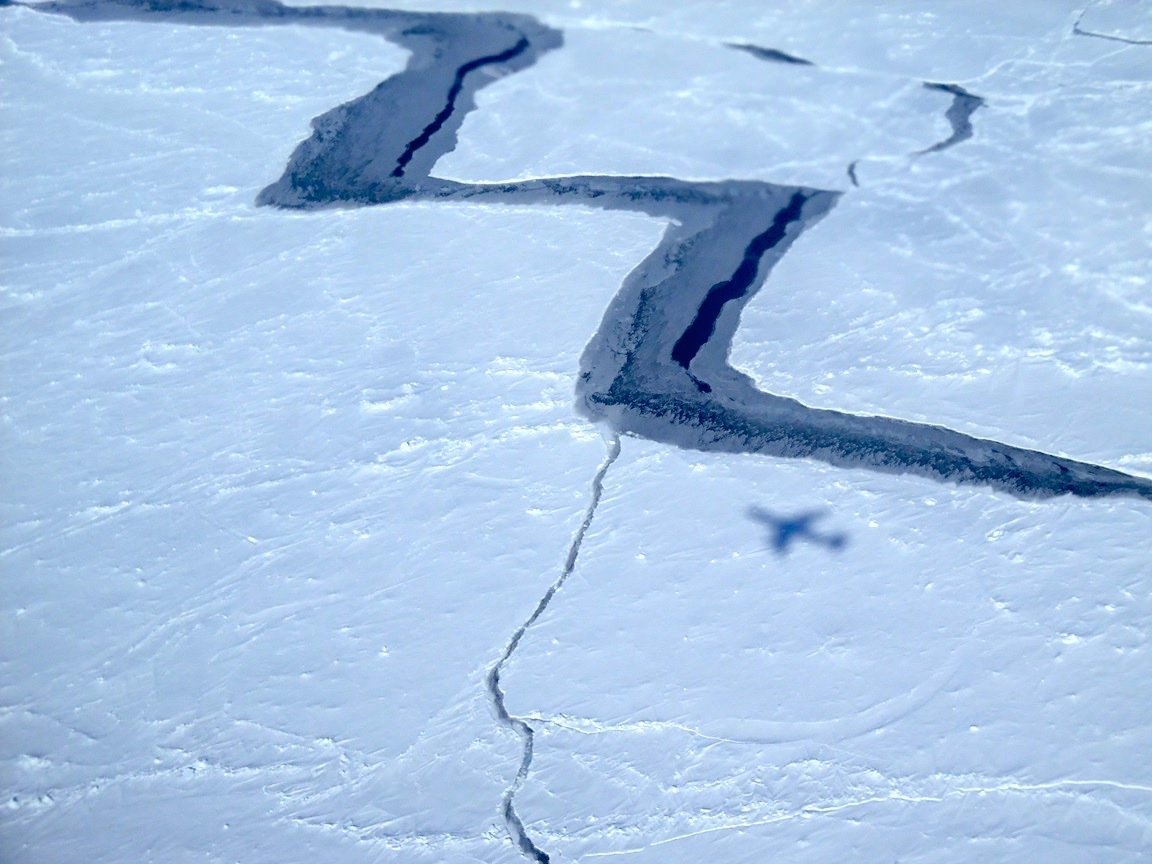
[1073,7,1152,46]
[727,42,814,66]
[1074,27,1152,45]
[486,433,621,864]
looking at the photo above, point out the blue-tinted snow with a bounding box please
[3,2,1152,863]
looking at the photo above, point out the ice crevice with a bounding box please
[1074,27,1152,46]
[486,432,622,864]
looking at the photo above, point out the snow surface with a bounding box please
[3,2,1152,863]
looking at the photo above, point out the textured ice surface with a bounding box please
[3,1,1152,863]
[505,441,1152,862]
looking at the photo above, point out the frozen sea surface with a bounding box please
[3,1,1151,862]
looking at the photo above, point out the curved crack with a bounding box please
[917,81,985,155]
[486,433,621,863]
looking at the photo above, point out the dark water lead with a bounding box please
[391,36,531,178]
[728,42,814,66]
[22,0,562,206]
[671,191,810,383]
[918,81,985,155]
[24,0,1152,509]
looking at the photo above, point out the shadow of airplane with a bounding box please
[747,506,848,556]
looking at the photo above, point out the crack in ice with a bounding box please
[917,81,986,155]
[12,2,1152,860]
[671,190,811,384]
[27,0,1145,504]
[1073,5,1152,46]
[726,41,813,66]
[391,36,530,177]
[486,433,621,863]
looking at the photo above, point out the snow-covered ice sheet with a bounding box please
[3,1,1151,863]
[505,440,1152,862]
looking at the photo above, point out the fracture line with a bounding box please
[486,433,621,863]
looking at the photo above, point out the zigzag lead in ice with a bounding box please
[27,0,1152,507]
[16,0,1152,860]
